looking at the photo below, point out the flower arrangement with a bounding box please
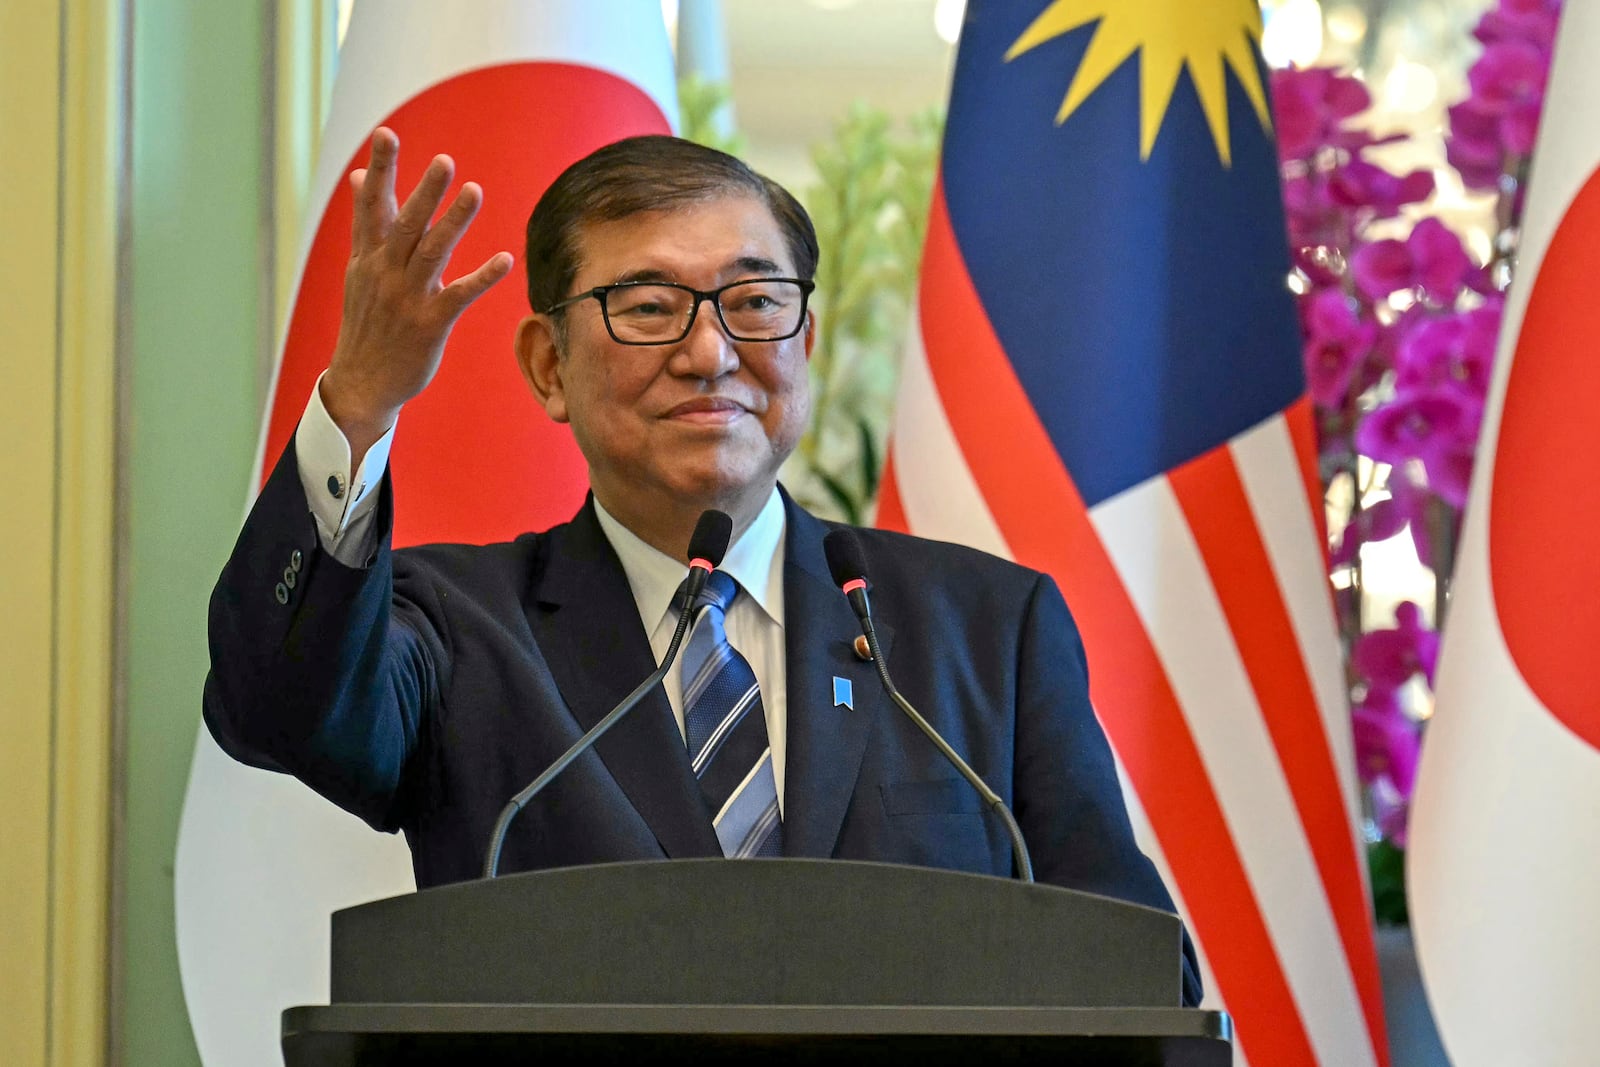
[1273,0,1562,922]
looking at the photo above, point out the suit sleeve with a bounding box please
[202,437,447,832]
[1012,573,1204,1008]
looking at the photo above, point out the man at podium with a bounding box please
[204,130,1200,1007]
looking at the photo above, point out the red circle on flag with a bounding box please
[264,62,671,547]
[1490,163,1600,748]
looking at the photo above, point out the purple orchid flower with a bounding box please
[1352,687,1422,798]
[1354,601,1441,689]
[1303,289,1377,410]
[1271,66,1375,162]
[1351,219,1473,304]
[1448,99,1510,191]
[1424,440,1479,508]
[1367,304,1425,380]
[1330,495,1412,568]
[1470,39,1552,158]
[1469,39,1550,112]
[1475,0,1562,52]
[1350,239,1413,300]
[1447,1,1560,190]
[1385,476,1438,570]
[1328,158,1436,218]
[1283,174,1338,250]
[1356,386,1477,469]
[1411,219,1477,301]
[1394,300,1502,402]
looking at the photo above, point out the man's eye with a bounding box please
[610,290,679,317]
[733,289,791,311]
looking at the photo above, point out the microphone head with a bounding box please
[823,529,870,589]
[687,510,734,569]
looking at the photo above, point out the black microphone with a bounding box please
[482,509,734,878]
[822,528,1035,883]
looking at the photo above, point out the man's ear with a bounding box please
[802,307,817,361]
[516,314,569,424]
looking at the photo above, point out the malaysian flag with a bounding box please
[877,2,1387,1063]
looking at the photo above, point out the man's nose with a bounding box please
[675,302,741,378]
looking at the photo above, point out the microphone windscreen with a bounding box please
[823,529,870,588]
[687,510,734,567]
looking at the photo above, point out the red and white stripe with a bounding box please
[878,185,1387,1065]
[1113,758,1246,1067]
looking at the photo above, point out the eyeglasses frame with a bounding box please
[543,277,817,346]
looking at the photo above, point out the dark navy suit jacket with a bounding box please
[204,442,1201,1005]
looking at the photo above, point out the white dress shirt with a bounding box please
[294,372,395,565]
[291,376,792,809]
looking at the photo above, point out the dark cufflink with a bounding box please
[326,473,346,500]
[274,582,289,605]
[853,635,872,662]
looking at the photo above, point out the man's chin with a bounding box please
[661,463,780,513]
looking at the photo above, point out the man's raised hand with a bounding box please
[321,127,515,465]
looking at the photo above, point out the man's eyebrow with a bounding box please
[612,268,675,285]
[609,257,789,287]
[730,255,785,276]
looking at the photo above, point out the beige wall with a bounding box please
[1,2,335,1062]
[0,2,120,1064]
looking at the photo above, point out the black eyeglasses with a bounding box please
[545,277,815,345]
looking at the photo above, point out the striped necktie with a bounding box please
[680,571,782,858]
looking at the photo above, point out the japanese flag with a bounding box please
[174,4,676,1065]
[1408,6,1600,1065]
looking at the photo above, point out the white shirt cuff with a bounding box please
[293,371,396,564]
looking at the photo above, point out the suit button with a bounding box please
[283,567,297,590]
[290,549,303,571]
[327,474,346,500]
[274,582,289,605]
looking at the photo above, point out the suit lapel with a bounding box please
[527,500,720,859]
[779,500,894,858]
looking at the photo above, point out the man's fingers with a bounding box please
[440,252,515,321]
[343,131,505,333]
[387,154,456,267]
[409,181,483,286]
[348,169,368,251]
[353,128,400,252]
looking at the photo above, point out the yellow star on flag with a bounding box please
[1005,0,1274,166]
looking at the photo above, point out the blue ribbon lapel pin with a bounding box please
[832,676,854,710]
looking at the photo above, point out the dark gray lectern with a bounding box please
[283,859,1231,1065]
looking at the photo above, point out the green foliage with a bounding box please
[675,78,942,524]
[781,103,944,523]
[677,75,746,156]
[1368,839,1409,926]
